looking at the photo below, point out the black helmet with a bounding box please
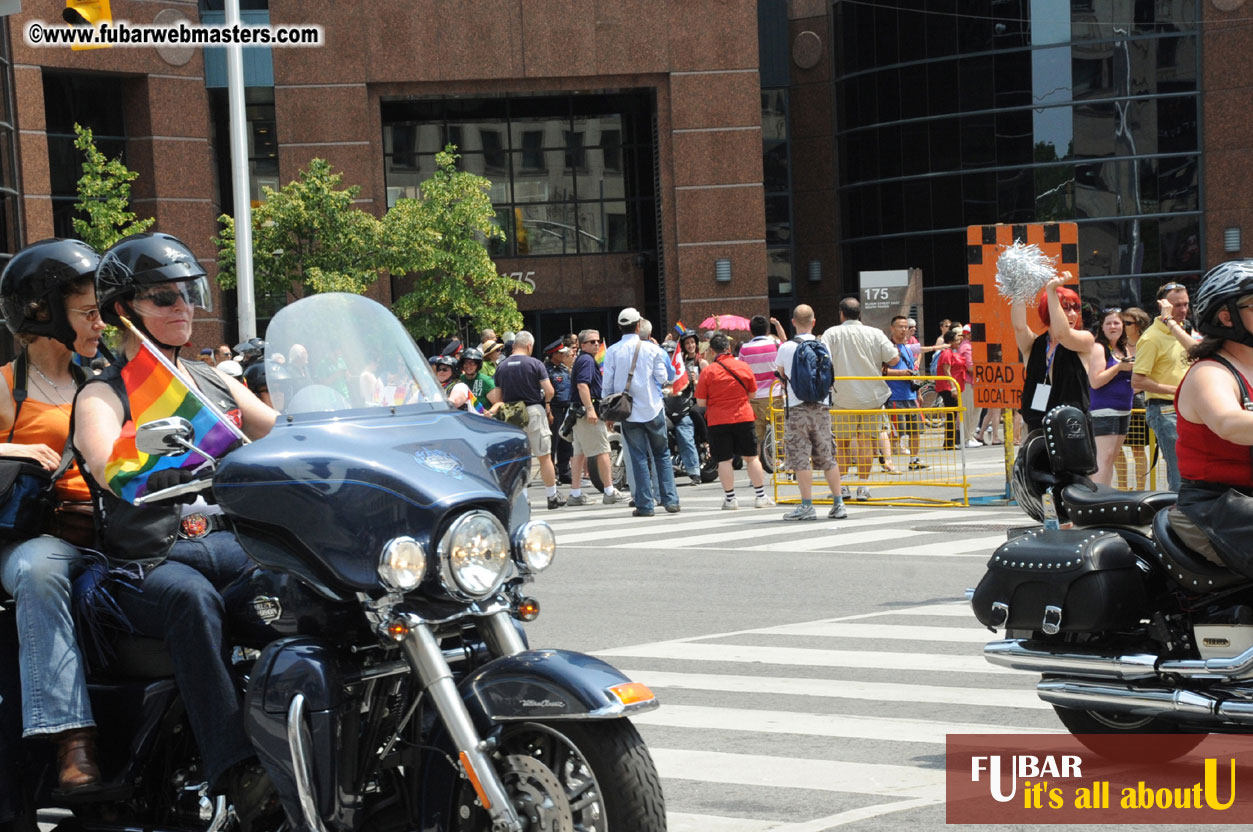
[0,238,100,349]
[234,337,266,365]
[460,347,484,366]
[429,355,458,371]
[679,328,698,343]
[1194,260,1253,345]
[1010,431,1063,524]
[96,232,210,326]
[243,359,290,396]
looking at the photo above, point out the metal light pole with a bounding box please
[225,0,256,340]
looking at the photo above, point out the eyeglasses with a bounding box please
[1101,307,1122,314]
[68,306,101,323]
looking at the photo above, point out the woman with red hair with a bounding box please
[1011,272,1094,432]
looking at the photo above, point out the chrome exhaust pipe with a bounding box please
[984,639,1160,680]
[1160,644,1253,681]
[1038,680,1218,719]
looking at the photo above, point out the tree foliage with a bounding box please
[72,123,155,252]
[384,146,525,340]
[213,158,384,299]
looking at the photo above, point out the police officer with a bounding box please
[544,338,574,483]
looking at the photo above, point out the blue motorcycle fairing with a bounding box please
[214,407,531,594]
[245,637,360,831]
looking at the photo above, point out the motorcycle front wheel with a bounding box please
[454,719,666,831]
[1052,705,1207,764]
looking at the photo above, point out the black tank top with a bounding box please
[74,358,240,566]
[1022,333,1089,433]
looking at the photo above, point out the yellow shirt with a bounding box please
[1132,319,1188,401]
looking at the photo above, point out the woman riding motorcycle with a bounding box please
[1174,261,1253,575]
[0,239,107,805]
[71,233,278,822]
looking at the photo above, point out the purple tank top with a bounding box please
[1089,347,1133,413]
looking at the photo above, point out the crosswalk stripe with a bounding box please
[666,813,780,832]
[596,641,1013,674]
[877,533,1006,556]
[649,747,945,798]
[635,703,1057,744]
[744,528,929,552]
[891,603,972,617]
[776,797,944,831]
[616,668,1048,709]
[753,622,990,643]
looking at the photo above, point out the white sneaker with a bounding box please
[855,486,871,501]
[840,486,851,500]
[722,498,739,510]
[966,439,984,448]
[754,495,775,508]
[782,504,817,521]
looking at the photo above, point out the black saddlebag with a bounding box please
[972,529,1150,634]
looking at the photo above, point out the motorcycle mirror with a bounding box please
[136,417,197,457]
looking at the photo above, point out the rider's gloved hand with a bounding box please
[145,468,200,505]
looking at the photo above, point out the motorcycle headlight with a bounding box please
[437,510,512,600]
[378,536,427,591]
[514,521,556,572]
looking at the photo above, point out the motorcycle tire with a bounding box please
[1052,705,1207,764]
[759,422,776,474]
[454,719,666,831]
[700,456,719,483]
[588,434,629,494]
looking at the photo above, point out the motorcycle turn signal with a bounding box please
[384,618,410,641]
[514,597,541,621]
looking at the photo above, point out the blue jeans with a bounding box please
[1145,401,1180,491]
[112,531,253,788]
[674,414,700,476]
[623,439,661,507]
[621,412,680,512]
[0,535,94,737]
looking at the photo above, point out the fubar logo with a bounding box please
[971,754,1083,802]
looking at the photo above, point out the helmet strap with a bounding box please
[1226,299,1253,349]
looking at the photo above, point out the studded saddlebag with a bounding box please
[972,529,1150,634]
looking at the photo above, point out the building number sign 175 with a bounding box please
[503,271,537,292]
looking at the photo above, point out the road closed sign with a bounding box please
[967,223,1079,410]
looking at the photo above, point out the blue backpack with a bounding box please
[789,337,834,403]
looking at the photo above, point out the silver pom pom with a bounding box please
[996,242,1059,305]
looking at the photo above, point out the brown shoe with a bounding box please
[55,728,101,793]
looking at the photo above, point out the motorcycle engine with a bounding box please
[170,770,216,823]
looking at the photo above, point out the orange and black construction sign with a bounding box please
[967,223,1079,410]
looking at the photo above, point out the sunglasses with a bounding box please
[1160,283,1186,292]
[1061,303,1081,312]
[1101,307,1122,314]
[582,338,601,344]
[134,287,188,308]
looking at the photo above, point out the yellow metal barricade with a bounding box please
[769,376,970,507]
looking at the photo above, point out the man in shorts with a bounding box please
[695,333,774,510]
[821,298,902,501]
[887,315,928,470]
[775,304,846,521]
[566,328,623,505]
[494,331,565,509]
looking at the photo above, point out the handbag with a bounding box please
[495,400,529,428]
[599,340,643,422]
[0,355,60,540]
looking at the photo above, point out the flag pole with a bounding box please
[118,316,249,443]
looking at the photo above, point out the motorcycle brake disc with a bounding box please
[499,754,575,832]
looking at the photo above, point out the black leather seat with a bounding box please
[1062,483,1176,527]
[1151,507,1246,592]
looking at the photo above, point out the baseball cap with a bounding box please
[962,324,972,333]
[618,307,641,325]
[199,348,213,356]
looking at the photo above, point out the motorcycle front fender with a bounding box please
[458,648,659,730]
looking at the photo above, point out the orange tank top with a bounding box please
[2,362,91,502]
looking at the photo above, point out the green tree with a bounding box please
[384,146,524,340]
[213,158,384,299]
[72,123,154,251]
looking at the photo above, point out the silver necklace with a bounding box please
[29,360,67,390]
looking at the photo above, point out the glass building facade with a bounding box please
[381,92,657,259]
[835,0,1202,313]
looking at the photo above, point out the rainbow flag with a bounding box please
[595,343,606,367]
[465,388,487,415]
[105,335,246,504]
[673,320,686,336]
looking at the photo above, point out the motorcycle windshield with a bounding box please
[263,293,449,418]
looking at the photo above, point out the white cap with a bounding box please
[217,359,243,378]
[618,307,641,326]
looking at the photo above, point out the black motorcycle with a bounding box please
[970,404,1253,762]
[7,293,666,831]
[663,391,718,484]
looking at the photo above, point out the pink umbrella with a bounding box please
[698,314,752,332]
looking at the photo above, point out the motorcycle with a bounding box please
[970,404,1252,762]
[663,391,718,484]
[5,293,666,831]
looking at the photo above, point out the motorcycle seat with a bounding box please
[94,633,175,681]
[1151,507,1246,592]
[1062,483,1176,527]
